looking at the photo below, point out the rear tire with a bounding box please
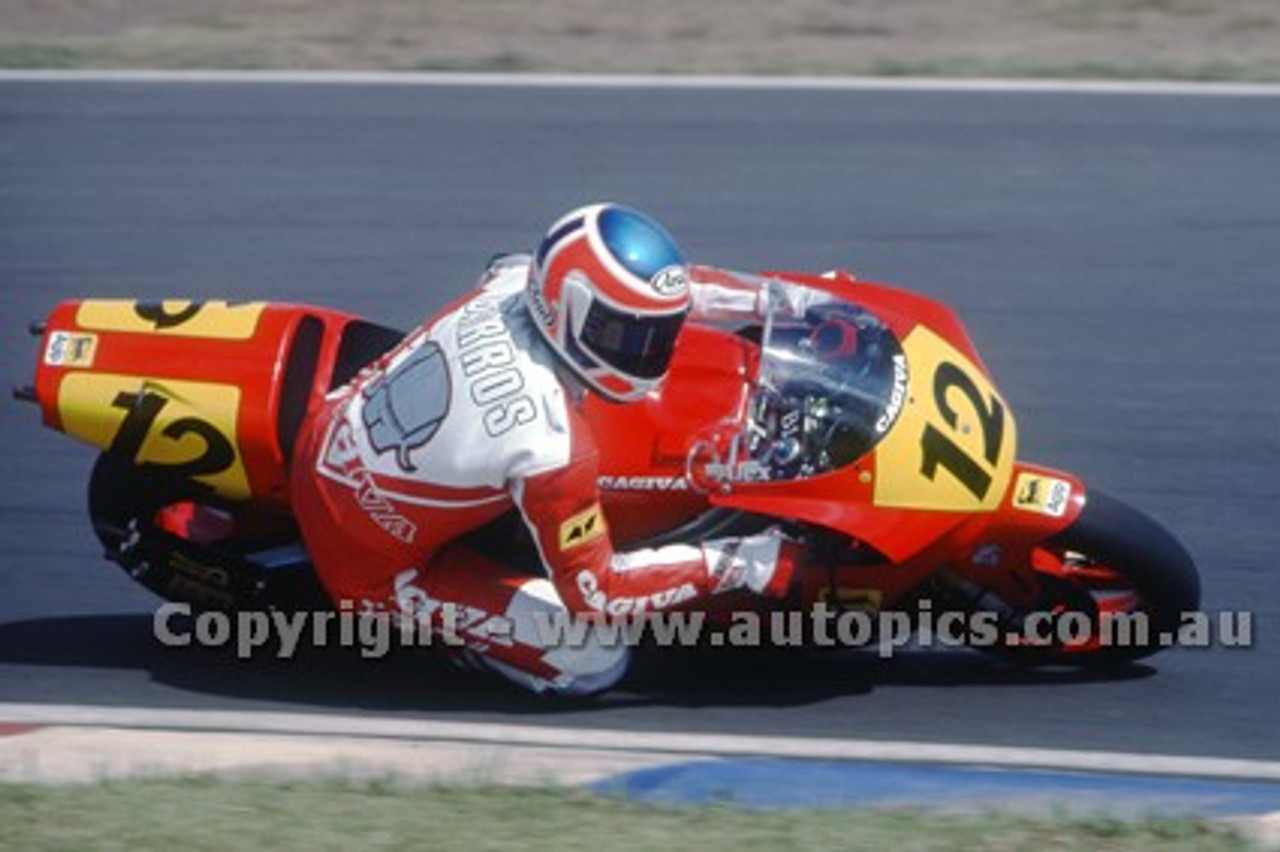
[88,452,327,612]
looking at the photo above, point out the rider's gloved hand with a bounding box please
[704,529,804,598]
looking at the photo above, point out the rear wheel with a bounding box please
[88,452,327,612]
[984,489,1200,666]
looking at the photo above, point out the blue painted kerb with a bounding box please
[591,758,1280,817]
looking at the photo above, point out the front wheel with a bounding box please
[983,489,1200,666]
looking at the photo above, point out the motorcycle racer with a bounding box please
[290,203,802,695]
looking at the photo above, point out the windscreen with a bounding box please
[749,294,906,480]
[686,271,907,484]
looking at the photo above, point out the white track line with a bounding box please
[1,69,1279,97]
[3,702,1280,782]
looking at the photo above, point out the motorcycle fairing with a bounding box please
[29,298,377,507]
[637,268,1022,562]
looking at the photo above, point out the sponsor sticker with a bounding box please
[597,475,689,491]
[577,570,696,615]
[43,331,98,367]
[559,504,607,551]
[651,265,689,298]
[875,353,909,434]
[1012,472,1072,518]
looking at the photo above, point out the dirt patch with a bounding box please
[2,0,1279,79]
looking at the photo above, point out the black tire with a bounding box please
[990,488,1200,666]
[87,452,327,612]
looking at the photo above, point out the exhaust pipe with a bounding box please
[17,320,46,403]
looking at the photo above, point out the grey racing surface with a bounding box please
[1,79,1276,759]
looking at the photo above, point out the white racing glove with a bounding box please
[703,529,802,598]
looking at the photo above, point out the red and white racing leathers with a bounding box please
[290,257,797,694]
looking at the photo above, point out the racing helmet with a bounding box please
[525,203,691,401]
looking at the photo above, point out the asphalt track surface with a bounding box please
[1,78,1277,761]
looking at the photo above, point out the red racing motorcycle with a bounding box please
[15,265,1200,666]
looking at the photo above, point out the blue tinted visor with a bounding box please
[598,207,685,281]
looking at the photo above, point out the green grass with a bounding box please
[0,44,93,69]
[865,57,1280,83]
[0,777,1255,851]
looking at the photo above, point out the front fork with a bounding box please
[930,464,1089,627]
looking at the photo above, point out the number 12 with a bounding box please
[919,363,1005,501]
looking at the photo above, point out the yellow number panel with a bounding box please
[57,373,251,501]
[76,300,266,340]
[874,326,1017,512]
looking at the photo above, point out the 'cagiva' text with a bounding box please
[577,571,697,616]
[597,475,689,491]
[876,354,909,434]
